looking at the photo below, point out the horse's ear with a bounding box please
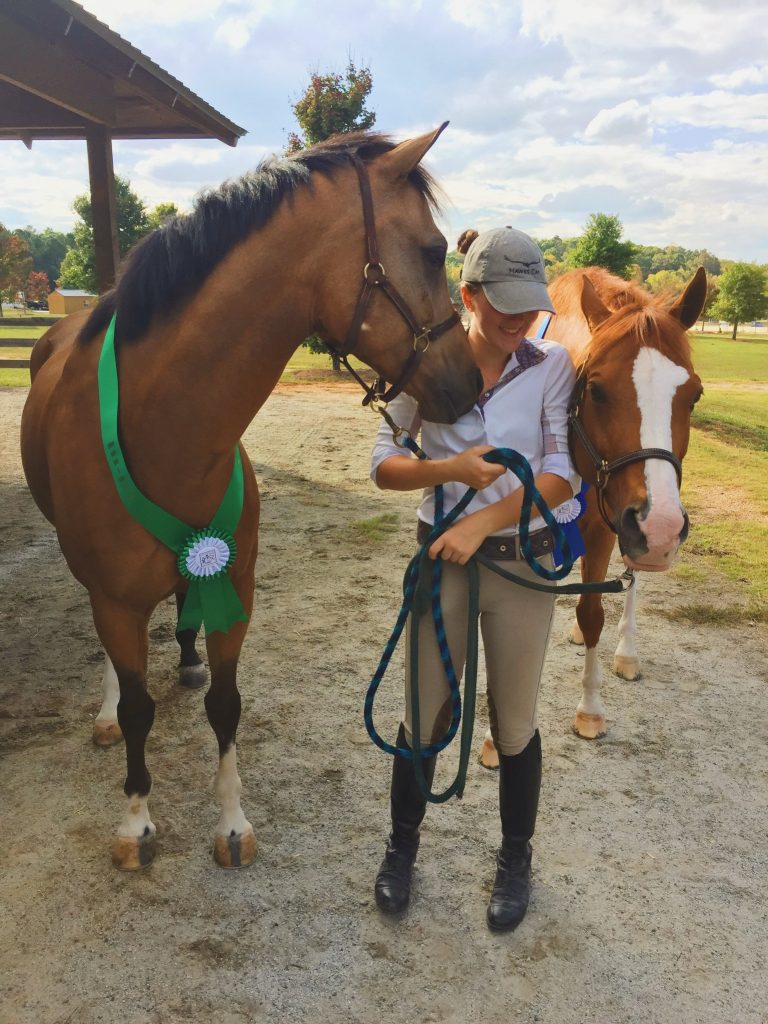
[668,266,708,329]
[376,122,449,180]
[580,275,611,331]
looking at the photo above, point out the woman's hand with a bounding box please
[446,446,506,489]
[429,516,490,565]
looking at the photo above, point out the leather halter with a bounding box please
[326,155,461,408]
[567,367,683,533]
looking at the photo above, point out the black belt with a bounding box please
[416,520,554,561]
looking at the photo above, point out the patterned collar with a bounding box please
[477,338,548,409]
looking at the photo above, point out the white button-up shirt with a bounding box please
[370,338,581,536]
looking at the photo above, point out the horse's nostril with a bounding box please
[679,509,690,544]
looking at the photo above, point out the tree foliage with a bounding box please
[567,213,636,278]
[710,263,768,339]
[288,61,376,370]
[12,226,72,290]
[26,270,50,304]
[0,224,33,314]
[146,202,180,232]
[58,176,151,292]
[286,61,375,154]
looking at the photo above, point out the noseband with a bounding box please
[325,155,461,408]
[567,367,683,533]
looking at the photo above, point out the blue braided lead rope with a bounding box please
[363,446,577,801]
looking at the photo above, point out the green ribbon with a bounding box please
[98,314,248,636]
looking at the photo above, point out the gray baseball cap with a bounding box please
[462,226,555,315]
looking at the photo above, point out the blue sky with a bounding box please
[2,0,767,261]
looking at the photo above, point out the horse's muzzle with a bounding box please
[617,503,689,572]
[417,369,483,424]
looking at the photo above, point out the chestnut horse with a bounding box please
[21,126,481,870]
[480,266,705,764]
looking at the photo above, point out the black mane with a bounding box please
[79,131,439,345]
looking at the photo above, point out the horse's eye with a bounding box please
[588,381,608,404]
[424,246,446,269]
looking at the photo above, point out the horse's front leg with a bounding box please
[90,595,156,870]
[612,575,641,680]
[204,581,256,868]
[175,591,208,689]
[573,519,616,740]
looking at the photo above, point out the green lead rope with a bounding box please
[98,313,248,636]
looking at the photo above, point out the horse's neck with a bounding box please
[120,199,322,456]
[534,308,592,366]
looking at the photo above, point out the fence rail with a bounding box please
[0,318,51,371]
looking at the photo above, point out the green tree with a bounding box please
[710,262,768,339]
[567,213,636,279]
[58,176,151,292]
[445,251,464,307]
[0,223,33,315]
[146,201,180,232]
[286,60,375,154]
[13,226,72,290]
[646,268,690,296]
[288,60,376,370]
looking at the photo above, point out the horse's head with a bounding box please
[573,269,706,570]
[311,125,481,423]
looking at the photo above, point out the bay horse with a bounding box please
[20,126,481,870]
[480,266,706,764]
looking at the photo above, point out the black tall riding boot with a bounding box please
[487,730,542,932]
[374,723,437,915]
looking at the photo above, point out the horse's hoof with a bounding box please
[111,831,157,871]
[213,828,257,869]
[479,735,500,770]
[572,711,607,739]
[613,655,641,681]
[569,622,585,646]
[93,719,123,746]
[178,662,208,689]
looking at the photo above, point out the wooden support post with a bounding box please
[87,127,119,293]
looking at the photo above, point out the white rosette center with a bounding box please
[184,535,231,578]
[553,497,582,524]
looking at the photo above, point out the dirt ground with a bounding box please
[1,383,766,1024]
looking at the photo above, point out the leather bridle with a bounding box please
[567,366,683,533]
[325,155,461,409]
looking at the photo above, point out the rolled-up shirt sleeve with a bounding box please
[540,346,581,497]
[370,392,422,484]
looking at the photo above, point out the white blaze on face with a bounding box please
[632,348,689,552]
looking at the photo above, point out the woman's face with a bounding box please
[460,284,539,360]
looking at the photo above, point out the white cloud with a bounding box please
[444,0,514,30]
[520,0,767,58]
[584,100,652,143]
[710,65,768,88]
[650,91,768,133]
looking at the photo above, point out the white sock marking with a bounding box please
[578,647,605,717]
[615,577,639,661]
[214,745,252,838]
[96,652,119,725]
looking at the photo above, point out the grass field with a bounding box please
[690,333,768,382]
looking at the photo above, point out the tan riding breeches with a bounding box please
[403,556,556,757]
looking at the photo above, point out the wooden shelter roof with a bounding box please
[0,0,246,147]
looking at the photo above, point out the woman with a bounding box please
[369,226,580,931]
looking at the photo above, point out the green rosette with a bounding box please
[177,528,247,635]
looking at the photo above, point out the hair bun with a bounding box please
[456,229,478,255]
